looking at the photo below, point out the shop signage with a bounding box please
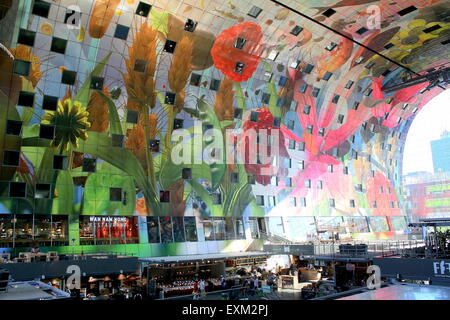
[433,260,450,278]
[89,216,127,222]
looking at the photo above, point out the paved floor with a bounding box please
[339,284,450,300]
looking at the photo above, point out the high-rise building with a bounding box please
[431,131,450,173]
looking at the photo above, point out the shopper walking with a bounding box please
[199,279,206,297]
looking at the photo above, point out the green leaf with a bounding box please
[98,91,123,135]
[234,82,247,110]
[51,170,75,215]
[74,52,112,107]
[220,164,254,216]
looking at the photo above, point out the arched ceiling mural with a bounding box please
[0,0,449,249]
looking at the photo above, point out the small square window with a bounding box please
[290,197,297,207]
[382,69,391,77]
[61,70,77,85]
[352,101,360,110]
[32,0,51,18]
[322,8,336,17]
[317,180,323,189]
[345,80,354,89]
[300,198,307,207]
[134,59,147,73]
[184,19,197,32]
[319,128,325,137]
[39,124,55,140]
[51,37,67,54]
[287,120,295,130]
[18,29,36,47]
[234,37,247,49]
[53,155,68,170]
[235,62,245,73]
[256,195,264,206]
[303,105,311,114]
[299,160,305,170]
[299,83,308,93]
[203,123,213,132]
[356,27,368,35]
[126,110,139,124]
[42,95,58,111]
[278,76,288,87]
[230,172,239,184]
[263,72,273,82]
[9,182,26,198]
[182,168,192,180]
[350,200,355,208]
[149,139,160,152]
[165,92,176,105]
[82,158,97,173]
[307,125,313,134]
[273,117,281,128]
[3,150,20,166]
[35,183,51,199]
[323,72,333,81]
[90,76,104,90]
[365,61,376,69]
[247,174,256,185]
[248,6,262,18]
[261,92,271,104]
[13,60,31,76]
[210,79,221,91]
[337,114,345,124]
[312,87,320,97]
[304,64,314,74]
[190,73,201,86]
[114,24,130,40]
[384,43,394,50]
[6,120,22,136]
[160,191,171,203]
[173,118,184,130]
[298,141,305,151]
[288,140,296,150]
[332,94,340,103]
[111,134,124,148]
[212,193,222,205]
[354,57,364,64]
[305,179,311,188]
[110,188,122,202]
[290,25,303,36]
[17,91,34,107]
[325,42,337,51]
[163,40,177,53]
[290,60,301,69]
[136,2,152,17]
[250,111,259,122]
[329,198,335,207]
[397,6,417,16]
[234,108,243,119]
[267,50,279,61]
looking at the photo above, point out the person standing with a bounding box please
[199,279,206,297]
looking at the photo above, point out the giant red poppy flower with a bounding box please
[239,108,289,185]
[210,22,263,82]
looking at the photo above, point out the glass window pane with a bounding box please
[202,218,214,241]
[14,215,34,247]
[248,217,259,239]
[266,217,284,237]
[184,217,197,241]
[391,216,407,231]
[0,215,14,247]
[159,217,173,243]
[345,217,370,233]
[368,216,390,232]
[173,217,185,242]
[147,217,160,243]
[235,218,245,239]
[213,218,225,240]
[284,217,316,242]
[224,218,236,240]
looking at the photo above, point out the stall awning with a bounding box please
[139,251,272,265]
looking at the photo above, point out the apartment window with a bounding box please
[90,76,104,91]
[17,91,34,107]
[304,64,314,74]
[273,117,281,128]
[298,141,305,151]
[356,27,369,35]
[13,60,31,76]
[165,92,176,105]
[212,193,222,205]
[323,72,333,81]
[126,110,139,124]
[267,50,279,61]
[318,128,325,137]
[290,197,297,207]
[288,139,296,150]
[268,196,277,207]
[147,217,160,243]
[159,191,170,203]
[384,43,394,50]
[350,199,356,208]
[286,178,292,187]
[299,160,305,170]
[136,2,152,17]
[278,76,288,87]
[332,94,340,104]
[256,195,265,206]
[322,8,336,17]
[329,199,335,207]
[182,168,192,180]
[299,83,308,93]
[325,42,337,51]
[390,201,395,208]
[317,180,323,189]
[209,79,221,91]
[53,155,68,170]
[290,25,303,36]
[357,184,363,192]
[305,179,311,188]
[287,120,295,130]
[39,125,55,140]
[352,101,360,110]
[51,37,68,54]
[3,150,19,167]
[290,60,301,69]
[173,118,184,130]
[397,5,417,16]
[18,29,36,47]
[9,182,26,198]
[184,19,197,32]
[264,72,273,81]
[114,25,130,40]
[247,174,256,185]
[6,120,22,136]
[82,158,97,173]
[303,105,311,114]
[337,114,345,124]
[230,172,239,184]
[163,40,177,53]
[111,134,125,148]
[372,201,377,208]
[149,139,160,152]
[190,73,201,86]
[109,188,122,202]
[300,198,307,207]
[312,87,320,97]
[235,62,245,74]
[234,37,247,49]
[343,166,349,175]
[345,80,354,89]
[42,95,58,111]
[270,176,278,186]
[307,125,313,134]
[32,0,51,18]
[327,164,333,173]
[61,70,77,85]
[248,6,262,18]
[133,59,147,73]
